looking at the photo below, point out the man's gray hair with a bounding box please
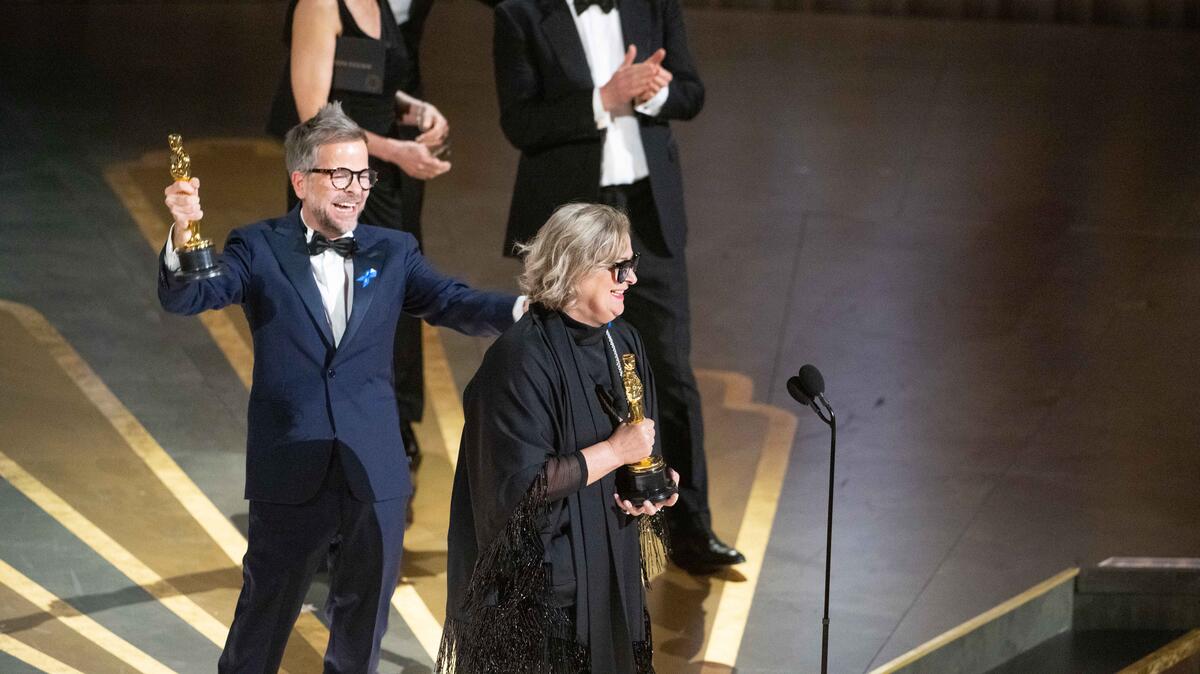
[515,203,631,311]
[283,102,368,174]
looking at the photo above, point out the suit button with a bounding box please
[327,368,336,378]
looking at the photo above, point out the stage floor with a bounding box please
[1,2,1199,672]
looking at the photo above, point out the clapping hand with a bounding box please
[600,46,671,113]
[635,50,672,105]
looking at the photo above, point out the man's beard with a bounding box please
[315,200,360,235]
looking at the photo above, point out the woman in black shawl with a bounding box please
[438,203,678,673]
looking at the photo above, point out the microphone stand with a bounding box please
[811,394,836,674]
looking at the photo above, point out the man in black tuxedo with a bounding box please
[493,0,744,572]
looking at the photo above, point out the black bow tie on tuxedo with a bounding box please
[308,232,358,258]
[574,0,615,13]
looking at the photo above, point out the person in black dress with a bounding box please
[268,0,450,470]
[438,203,679,673]
[492,0,746,574]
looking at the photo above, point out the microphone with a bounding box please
[797,364,824,398]
[786,376,812,406]
[786,363,837,674]
[790,364,833,425]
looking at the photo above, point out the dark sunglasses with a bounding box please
[308,167,379,190]
[609,252,640,283]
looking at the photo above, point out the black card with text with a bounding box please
[332,36,386,94]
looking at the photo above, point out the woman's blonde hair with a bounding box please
[515,203,631,311]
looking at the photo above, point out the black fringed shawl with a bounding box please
[438,306,663,673]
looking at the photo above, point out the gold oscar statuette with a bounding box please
[615,353,678,505]
[168,134,222,281]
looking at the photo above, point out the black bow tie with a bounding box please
[574,0,614,13]
[308,232,358,258]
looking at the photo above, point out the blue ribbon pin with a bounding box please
[356,268,378,288]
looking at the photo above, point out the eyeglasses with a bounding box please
[609,252,640,283]
[308,167,379,190]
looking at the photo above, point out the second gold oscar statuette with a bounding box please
[622,353,653,469]
[615,353,677,505]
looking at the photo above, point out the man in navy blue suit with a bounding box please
[160,102,520,673]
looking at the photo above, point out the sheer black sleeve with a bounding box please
[543,451,588,502]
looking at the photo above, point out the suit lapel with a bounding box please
[618,0,652,63]
[338,228,386,355]
[539,0,594,88]
[267,209,335,348]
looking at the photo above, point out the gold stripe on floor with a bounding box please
[638,369,798,673]
[697,369,798,668]
[103,165,255,389]
[0,585,140,673]
[0,300,328,670]
[0,300,248,565]
[0,451,229,646]
[422,324,466,472]
[0,634,86,674]
[0,560,173,674]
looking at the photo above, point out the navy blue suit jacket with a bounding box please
[159,206,516,504]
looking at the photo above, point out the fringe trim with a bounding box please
[638,512,671,589]
[436,472,590,673]
[435,617,465,673]
[438,615,590,674]
[632,610,656,674]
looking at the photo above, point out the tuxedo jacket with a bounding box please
[493,0,704,257]
[158,206,515,504]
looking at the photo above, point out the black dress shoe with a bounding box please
[669,529,747,574]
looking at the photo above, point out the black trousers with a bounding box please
[600,180,712,532]
[287,159,426,423]
[218,448,408,673]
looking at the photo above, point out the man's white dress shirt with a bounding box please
[567,0,669,187]
[388,0,413,26]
